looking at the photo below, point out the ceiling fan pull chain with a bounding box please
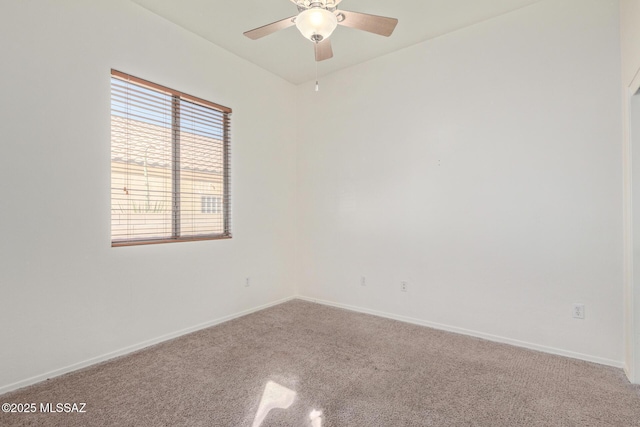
[315,54,319,92]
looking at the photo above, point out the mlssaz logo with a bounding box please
[40,403,87,413]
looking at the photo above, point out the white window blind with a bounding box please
[110,70,231,246]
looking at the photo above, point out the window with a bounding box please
[110,70,231,246]
[201,195,222,214]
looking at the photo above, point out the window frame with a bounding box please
[110,70,232,247]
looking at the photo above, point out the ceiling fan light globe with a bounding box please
[296,8,338,41]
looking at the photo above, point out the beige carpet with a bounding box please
[1,299,639,426]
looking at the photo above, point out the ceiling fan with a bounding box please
[243,0,398,62]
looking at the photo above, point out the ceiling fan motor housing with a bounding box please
[291,0,342,12]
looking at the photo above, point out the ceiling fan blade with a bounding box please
[243,16,296,40]
[314,39,333,62]
[337,10,398,37]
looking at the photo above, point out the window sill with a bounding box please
[112,235,232,247]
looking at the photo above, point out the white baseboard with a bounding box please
[0,296,295,396]
[295,295,624,369]
[3,294,625,396]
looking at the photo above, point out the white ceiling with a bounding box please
[131,0,543,85]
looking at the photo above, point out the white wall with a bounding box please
[0,0,298,392]
[621,0,640,383]
[296,0,624,366]
[621,0,640,87]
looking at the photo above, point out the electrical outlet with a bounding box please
[245,277,251,287]
[572,303,585,319]
[400,281,408,292]
[360,276,366,286]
